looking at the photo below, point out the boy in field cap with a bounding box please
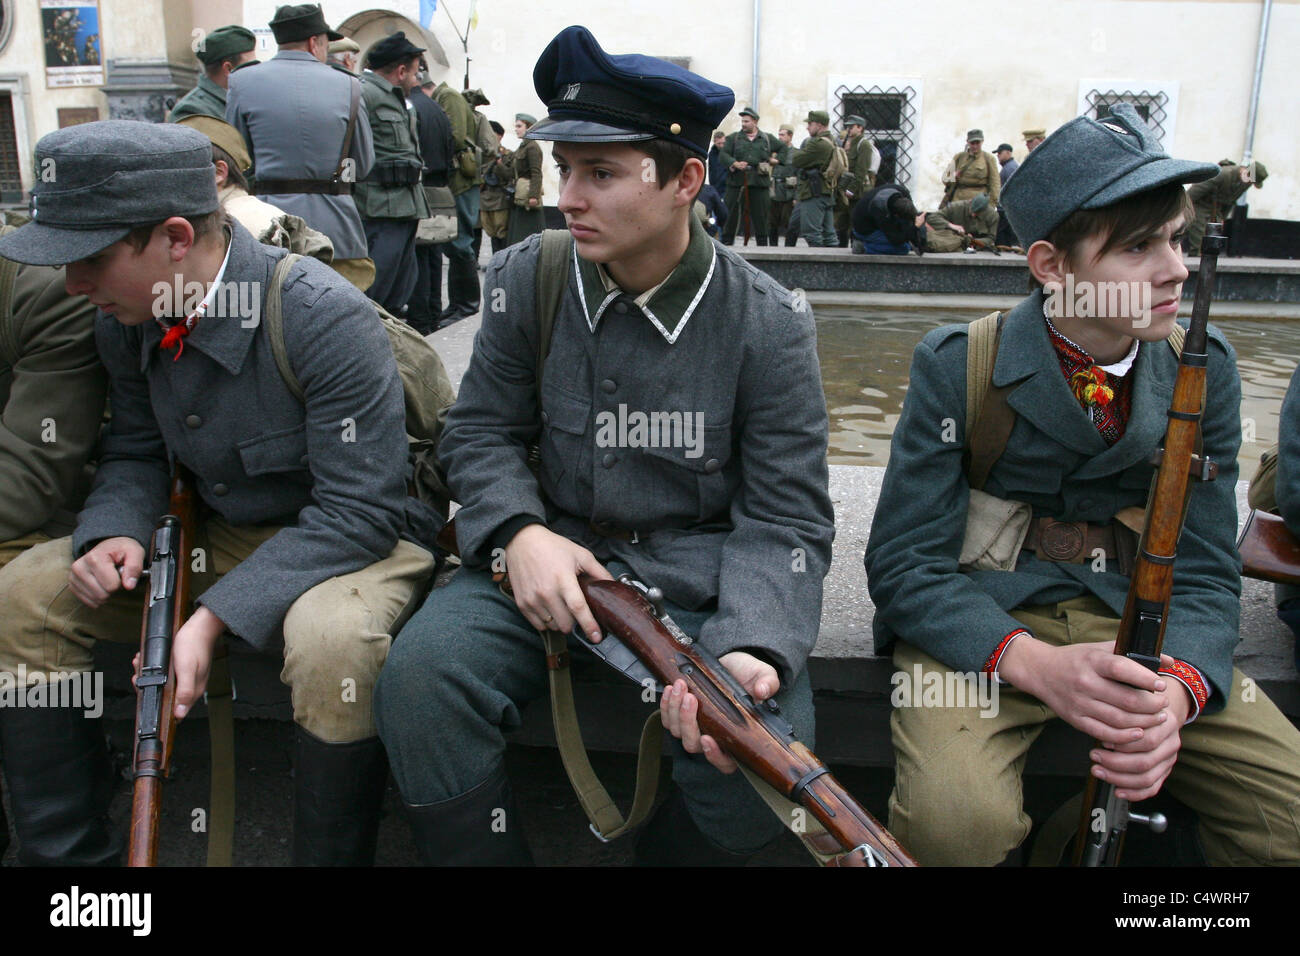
[866,104,1300,865]
[375,25,834,865]
[0,120,438,866]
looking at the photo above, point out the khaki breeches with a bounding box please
[0,521,434,742]
[888,595,1300,866]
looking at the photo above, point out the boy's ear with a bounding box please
[160,216,197,263]
[674,156,705,209]
[1026,239,1068,287]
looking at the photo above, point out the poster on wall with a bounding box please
[41,0,103,88]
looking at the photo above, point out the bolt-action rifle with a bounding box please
[1072,223,1226,866]
[128,468,196,867]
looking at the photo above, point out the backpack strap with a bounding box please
[263,253,306,402]
[332,78,361,186]
[533,229,572,402]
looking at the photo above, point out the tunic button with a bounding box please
[614,301,629,314]
[185,414,202,428]
[602,453,616,469]
[541,411,550,426]
[600,378,617,394]
[704,458,721,474]
[212,483,229,496]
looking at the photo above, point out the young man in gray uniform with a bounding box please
[0,121,437,866]
[354,31,429,314]
[375,26,834,865]
[226,4,376,292]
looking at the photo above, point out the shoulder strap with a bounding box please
[964,311,1016,491]
[533,230,572,402]
[264,253,306,402]
[333,78,361,184]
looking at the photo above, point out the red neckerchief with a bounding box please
[158,311,201,361]
[1044,321,1134,446]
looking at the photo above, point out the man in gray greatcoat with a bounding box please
[226,4,376,292]
[374,26,834,866]
[0,121,437,867]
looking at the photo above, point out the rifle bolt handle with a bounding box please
[1129,811,1168,834]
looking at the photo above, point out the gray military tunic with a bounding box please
[226,50,375,260]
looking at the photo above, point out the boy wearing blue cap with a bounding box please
[375,26,834,864]
[866,105,1300,865]
[0,120,438,866]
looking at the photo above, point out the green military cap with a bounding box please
[328,37,360,55]
[971,193,990,213]
[464,89,491,107]
[844,114,866,128]
[269,4,343,43]
[516,113,537,126]
[966,128,984,142]
[739,106,759,120]
[1022,127,1045,140]
[1250,160,1268,185]
[196,25,257,65]
[805,109,829,125]
[778,123,795,134]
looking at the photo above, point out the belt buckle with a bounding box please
[1039,520,1087,563]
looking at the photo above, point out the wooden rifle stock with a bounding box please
[128,469,196,867]
[1072,223,1226,866]
[1237,509,1300,585]
[579,576,917,867]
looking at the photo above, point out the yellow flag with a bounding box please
[469,0,479,30]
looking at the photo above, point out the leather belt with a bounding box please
[1021,517,1136,574]
[367,163,423,186]
[252,178,353,195]
[589,520,641,545]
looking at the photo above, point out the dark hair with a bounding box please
[211,146,248,191]
[1050,181,1192,263]
[1027,182,1192,290]
[891,196,918,221]
[124,210,229,253]
[204,53,245,78]
[628,139,701,195]
[489,120,505,137]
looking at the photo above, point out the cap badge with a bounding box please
[1100,121,1131,136]
[669,123,682,135]
[562,83,581,101]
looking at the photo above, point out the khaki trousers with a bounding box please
[0,520,434,742]
[0,532,50,573]
[480,208,509,240]
[889,595,1300,866]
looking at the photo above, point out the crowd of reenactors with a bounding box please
[0,5,1296,870]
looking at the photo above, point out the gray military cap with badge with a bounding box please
[0,121,219,266]
[269,3,343,43]
[1001,103,1217,246]
[523,25,734,156]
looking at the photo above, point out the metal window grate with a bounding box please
[833,84,917,188]
[0,92,19,202]
[1085,89,1169,145]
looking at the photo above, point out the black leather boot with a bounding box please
[291,727,389,866]
[402,764,534,866]
[444,254,480,319]
[0,699,121,866]
[634,788,755,867]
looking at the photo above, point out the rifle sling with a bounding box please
[540,628,661,841]
[205,640,236,867]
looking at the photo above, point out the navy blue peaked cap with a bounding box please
[525,26,734,156]
[1002,103,1217,246]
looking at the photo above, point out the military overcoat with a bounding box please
[440,217,835,680]
[865,291,1243,706]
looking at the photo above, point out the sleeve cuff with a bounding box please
[489,515,544,553]
[984,628,1031,685]
[1160,659,1209,723]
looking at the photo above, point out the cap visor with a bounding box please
[524,117,656,144]
[1084,158,1219,210]
[327,29,344,41]
[0,221,130,266]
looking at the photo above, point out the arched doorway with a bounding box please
[336,9,449,69]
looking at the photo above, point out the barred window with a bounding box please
[833,84,918,188]
[1085,88,1170,146]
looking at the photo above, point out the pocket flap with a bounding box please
[238,425,309,476]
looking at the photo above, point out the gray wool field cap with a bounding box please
[1001,104,1218,246]
[0,121,220,266]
